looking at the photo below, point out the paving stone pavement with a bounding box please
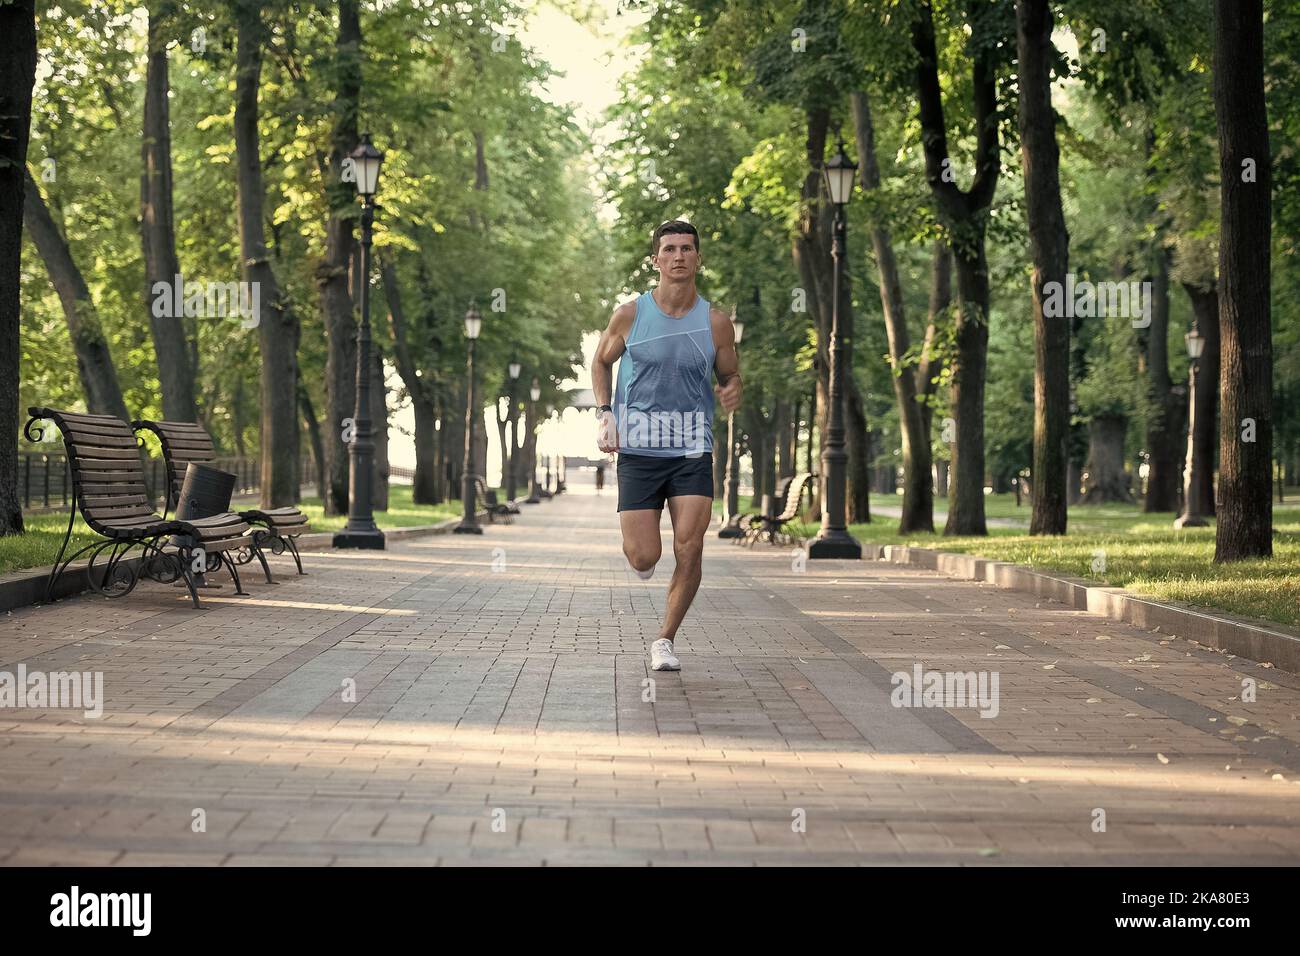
[2,478,1299,866]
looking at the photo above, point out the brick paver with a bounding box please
[2,480,1298,866]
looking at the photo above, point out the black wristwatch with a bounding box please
[597,404,612,415]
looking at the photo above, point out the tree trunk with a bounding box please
[234,4,299,508]
[761,422,777,510]
[845,377,871,523]
[508,403,523,500]
[0,0,37,535]
[141,7,198,424]
[380,255,443,504]
[791,109,833,519]
[300,385,327,501]
[232,375,247,458]
[747,417,767,511]
[521,398,538,498]
[494,400,508,492]
[22,170,130,421]
[1081,414,1134,503]
[475,399,488,482]
[776,399,793,480]
[912,0,999,536]
[319,0,362,516]
[920,241,952,502]
[371,346,389,511]
[408,394,436,504]
[1016,0,1071,535]
[446,383,464,498]
[1142,245,1182,512]
[1213,0,1272,561]
[1182,282,1219,516]
[853,88,930,533]
[917,240,953,435]
[946,245,991,535]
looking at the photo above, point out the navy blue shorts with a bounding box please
[617,452,714,512]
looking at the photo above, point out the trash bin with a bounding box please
[171,462,236,551]
[175,462,236,521]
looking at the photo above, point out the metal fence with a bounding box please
[18,451,75,511]
[18,450,314,512]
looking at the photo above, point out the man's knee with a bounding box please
[624,537,661,571]
[673,535,704,570]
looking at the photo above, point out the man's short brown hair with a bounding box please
[651,220,700,258]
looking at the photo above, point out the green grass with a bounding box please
[786,494,1300,630]
[291,485,463,533]
[1,485,466,575]
[0,512,101,578]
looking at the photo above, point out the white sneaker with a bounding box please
[650,638,680,671]
[629,561,655,580]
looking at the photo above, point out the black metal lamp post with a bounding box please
[809,131,862,560]
[334,132,386,550]
[1175,326,1209,528]
[505,359,521,501]
[454,302,484,534]
[718,306,746,538]
[524,377,542,503]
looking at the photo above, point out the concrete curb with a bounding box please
[0,509,493,613]
[293,512,484,551]
[870,544,1300,675]
[0,555,149,612]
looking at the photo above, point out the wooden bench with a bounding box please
[132,418,311,576]
[24,408,260,608]
[744,472,816,547]
[473,476,516,523]
[737,475,792,546]
[740,475,793,543]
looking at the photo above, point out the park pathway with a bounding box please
[2,477,1298,865]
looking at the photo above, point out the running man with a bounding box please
[591,220,742,672]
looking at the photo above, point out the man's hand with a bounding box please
[714,375,742,414]
[596,410,619,453]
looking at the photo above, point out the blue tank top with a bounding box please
[614,290,716,458]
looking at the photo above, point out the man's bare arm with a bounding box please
[593,301,635,452]
[592,301,634,406]
[710,307,742,413]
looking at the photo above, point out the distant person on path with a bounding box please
[595,460,606,494]
[591,220,742,672]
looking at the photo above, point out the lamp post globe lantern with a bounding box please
[822,136,856,205]
[454,302,484,534]
[718,305,747,538]
[350,132,383,198]
[809,129,862,560]
[1176,322,1210,528]
[333,132,386,549]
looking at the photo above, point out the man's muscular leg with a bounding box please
[659,495,712,642]
[620,507,662,577]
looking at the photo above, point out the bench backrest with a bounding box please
[769,475,795,516]
[26,408,160,536]
[775,472,814,521]
[132,419,217,511]
[473,476,499,505]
